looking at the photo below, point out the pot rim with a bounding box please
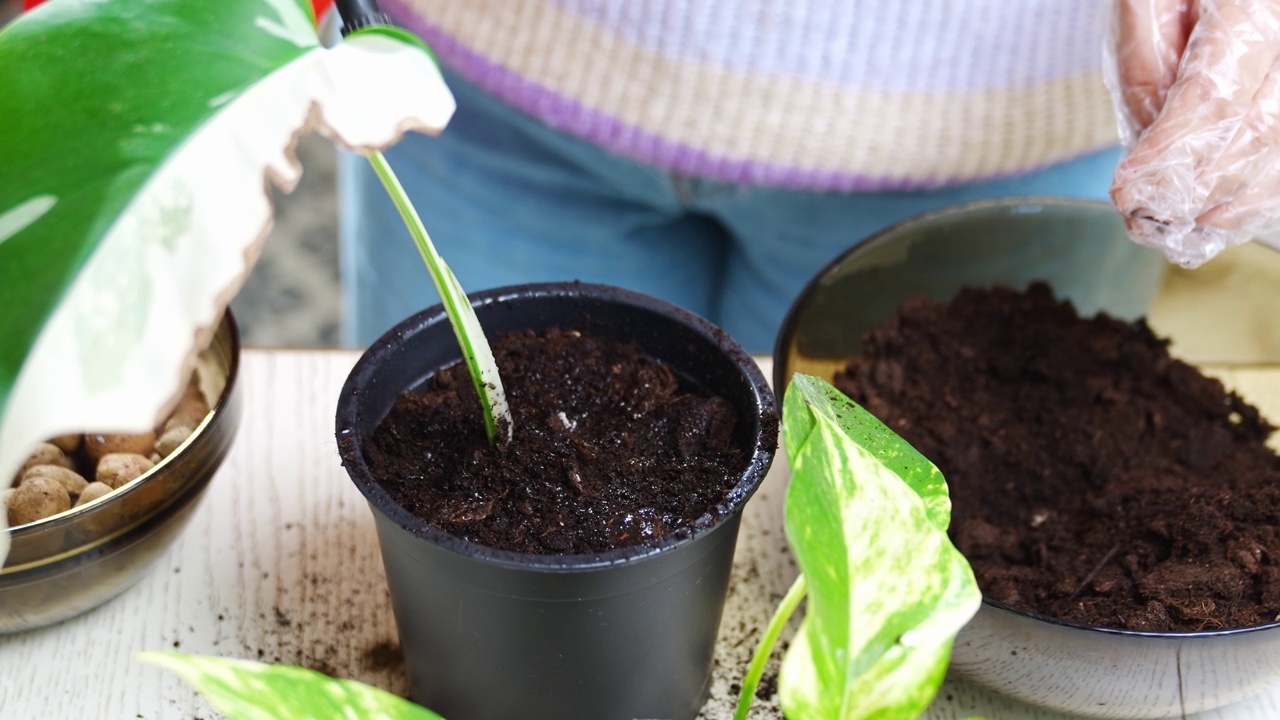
[337,281,778,573]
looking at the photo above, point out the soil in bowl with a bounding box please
[363,327,747,554]
[834,282,1280,632]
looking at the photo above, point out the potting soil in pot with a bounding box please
[834,282,1280,632]
[364,327,746,554]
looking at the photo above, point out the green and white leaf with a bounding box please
[141,651,444,720]
[368,152,510,444]
[781,373,953,533]
[0,0,456,562]
[778,374,982,720]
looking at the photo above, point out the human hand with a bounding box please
[1109,0,1280,267]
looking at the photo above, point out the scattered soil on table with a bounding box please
[755,671,779,700]
[362,640,404,674]
[364,327,751,555]
[835,282,1280,632]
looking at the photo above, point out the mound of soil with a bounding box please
[835,282,1280,632]
[363,327,747,555]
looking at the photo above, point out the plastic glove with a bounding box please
[1108,0,1280,267]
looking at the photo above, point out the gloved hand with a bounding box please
[1108,0,1280,267]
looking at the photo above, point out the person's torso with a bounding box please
[385,0,1118,191]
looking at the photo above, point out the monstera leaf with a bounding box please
[0,0,456,562]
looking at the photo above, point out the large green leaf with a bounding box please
[0,0,314,430]
[778,374,982,720]
[0,0,455,562]
[142,652,444,720]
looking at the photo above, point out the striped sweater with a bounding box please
[384,0,1119,191]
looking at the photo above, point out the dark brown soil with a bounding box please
[835,282,1280,632]
[364,327,747,555]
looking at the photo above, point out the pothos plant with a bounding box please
[1,0,980,717]
[732,374,981,720]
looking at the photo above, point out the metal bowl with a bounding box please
[772,197,1280,718]
[0,313,242,633]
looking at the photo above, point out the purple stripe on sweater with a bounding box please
[384,0,1100,192]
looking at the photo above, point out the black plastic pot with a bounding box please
[336,283,778,720]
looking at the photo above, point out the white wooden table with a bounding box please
[3,349,1279,719]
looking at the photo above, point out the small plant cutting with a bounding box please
[733,374,981,720]
[0,0,507,563]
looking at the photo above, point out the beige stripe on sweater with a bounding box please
[410,0,1120,183]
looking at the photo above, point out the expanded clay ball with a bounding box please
[155,425,194,457]
[85,432,156,465]
[8,475,71,526]
[17,443,74,480]
[96,453,155,490]
[21,465,88,498]
[75,482,113,508]
[164,381,210,435]
[48,434,82,454]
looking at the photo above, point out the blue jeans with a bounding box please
[340,69,1138,352]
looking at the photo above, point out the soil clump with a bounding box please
[835,282,1280,632]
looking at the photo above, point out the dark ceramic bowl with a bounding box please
[773,197,1280,718]
[0,313,242,633]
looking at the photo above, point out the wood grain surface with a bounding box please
[2,350,1278,719]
